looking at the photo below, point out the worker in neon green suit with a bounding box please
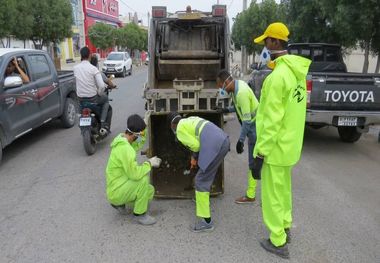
[215,69,259,204]
[106,114,162,225]
[253,23,311,259]
[168,113,230,232]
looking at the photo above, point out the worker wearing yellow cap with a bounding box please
[252,22,311,259]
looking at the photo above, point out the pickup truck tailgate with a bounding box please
[310,72,380,111]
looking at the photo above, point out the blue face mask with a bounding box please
[135,135,143,143]
[219,87,227,96]
[219,76,232,96]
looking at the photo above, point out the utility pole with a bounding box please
[217,0,220,4]
[241,0,248,75]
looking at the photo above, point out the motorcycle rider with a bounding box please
[74,47,112,133]
[90,54,116,89]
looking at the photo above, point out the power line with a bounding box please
[119,0,137,13]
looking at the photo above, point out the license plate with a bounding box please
[108,68,115,71]
[338,116,357,126]
[79,117,91,126]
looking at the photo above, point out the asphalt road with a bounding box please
[0,66,379,263]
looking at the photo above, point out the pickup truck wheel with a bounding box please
[83,129,96,155]
[129,66,132,75]
[61,97,77,128]
[122,67,126,78]
[338,127,362,143]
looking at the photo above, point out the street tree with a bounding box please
[28,0,73,53]
[0,0,17,47]
[13,0,34,48]
[88,23,116,50]
[121,23,144,51]
[231,0,286,59]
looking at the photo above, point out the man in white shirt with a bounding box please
[74,47,112,131]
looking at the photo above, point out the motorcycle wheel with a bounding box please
[83,129,96,155]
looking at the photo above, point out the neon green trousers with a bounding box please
[195,191,210,218]
[261,163,292,247]
[246,170,257,199]
[123,176,154,215]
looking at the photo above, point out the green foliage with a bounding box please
[231,0,285,55]
[0,0,17,47]
[89,22,148,52]
[88,23,116,50]
[0,0,72,49]
[116,23,147,51]
[29,0,73,49]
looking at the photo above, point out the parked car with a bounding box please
[0,48,78,162]
[102,51,132,78]
[248,43,380,143]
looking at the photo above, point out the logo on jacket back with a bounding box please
[293,84,305,103]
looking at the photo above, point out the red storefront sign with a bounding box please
[83,0,121,57]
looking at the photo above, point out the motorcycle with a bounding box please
[79,86,115,155]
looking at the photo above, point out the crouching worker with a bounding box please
[168,112,230,232]
[105,114,162,225]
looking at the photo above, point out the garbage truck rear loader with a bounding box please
[144,5,230,198]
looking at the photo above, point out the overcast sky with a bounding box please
[118,0,246,26]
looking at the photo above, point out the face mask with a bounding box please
[259,47,271,66]
[219,88,227,96]
[219,76,233,96]
[135,135,143,143]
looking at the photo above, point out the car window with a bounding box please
[300,48,311,59]
[288,48,299,55]
[29,55,51,80]
[312,48,324,62]
[3,56,30,83]
[107,53,123,60]
[325,47,340,62]
[125,52,130,59]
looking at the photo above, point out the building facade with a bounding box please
[60,0,86,63]
[82,0,122,57]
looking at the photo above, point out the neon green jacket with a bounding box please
[254,54,311,166]
[232,80,259,123]
[176,117,208,153]
[105,132,151,205]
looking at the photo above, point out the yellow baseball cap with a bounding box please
[254,22,290,44]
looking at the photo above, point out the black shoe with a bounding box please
[260,239,289,259]
[285,228,291,244]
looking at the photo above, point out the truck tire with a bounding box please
[61,97,77,128]
[337,127,362,143]
[122,67,126,78]
[82,129,96,155]
[129,66,132,75]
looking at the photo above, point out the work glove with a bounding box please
[213,106,229,114]
[144,110,152,125]
[190,156,198,169]
[251,156,263,180]
[148,156,162,168]
[236,140,244,154]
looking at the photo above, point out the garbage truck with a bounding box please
[143,5,230,198]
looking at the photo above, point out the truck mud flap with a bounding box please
[149,112,224,198]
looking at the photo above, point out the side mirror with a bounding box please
[4,76,23,88]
